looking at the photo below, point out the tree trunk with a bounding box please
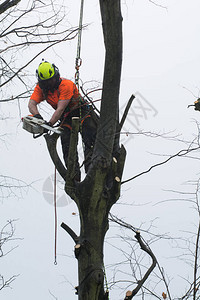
[93,0,123,163]
[46,1,124,299]
[62,117,126,300]
[73,2,123,298]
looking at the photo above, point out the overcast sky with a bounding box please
[1,1,200,299]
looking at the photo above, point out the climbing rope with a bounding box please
[75,0,84,89]
[54,167,57,265]
[75,0,84,138]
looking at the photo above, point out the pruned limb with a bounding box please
[0,0,20,14]
[116,144,126,180]
[74,244,81,259]
[124,231,157,299]
[44,133,67,180]
[119,95,135,131]
[61,222,79,244]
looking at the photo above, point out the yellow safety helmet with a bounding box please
[37,61,55,81]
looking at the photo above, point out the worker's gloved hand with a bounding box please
[43,121,53,133]
[45,121,53,127]
[33,114,43,119]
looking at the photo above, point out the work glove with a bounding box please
[45,121,53,127]
[43,121,53,133]
[33,114,43,119]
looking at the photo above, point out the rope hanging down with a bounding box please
[75,0,84,89]
[54,167,57,265]
[75,0,84,135]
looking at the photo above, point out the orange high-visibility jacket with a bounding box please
[30,78,80,111]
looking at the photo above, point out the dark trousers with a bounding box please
[60,112,97,180]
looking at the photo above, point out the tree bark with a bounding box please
[93,0,123,165]
[63,118,126,300]
[45,1,124,299]
[74,2,123,298]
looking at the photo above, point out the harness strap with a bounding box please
[61,123,72,130]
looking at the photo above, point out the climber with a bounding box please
[28,60,98,181]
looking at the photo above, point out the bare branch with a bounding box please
[0,175,32,200]
[148,0,167,9]
[44,133,67,180]
[0,0,20,14]
[119,95,135,131]
[193,181,200,299]
[108,214,157,298]
[0,274,19,291]
[122,145,200,185]
[60,222,79,244]
[0,29,77,88]
[124,231,157,299]
[0,220,20,291]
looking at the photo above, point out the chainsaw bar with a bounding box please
[22,115,63,137]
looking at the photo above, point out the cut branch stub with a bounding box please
[74,244,81,259]
[125,291,132,298]
[113,157,117,163]
[115,176,120,182]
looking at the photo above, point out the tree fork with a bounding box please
[45,1,124,299]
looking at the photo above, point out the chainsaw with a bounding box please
[22,115,63,138]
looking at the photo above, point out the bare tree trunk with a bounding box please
[46,1,124,299]
[93,0,123,163]
[60,118,126,299]
[73,2,123,298]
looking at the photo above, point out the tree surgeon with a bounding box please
[28,60,98,181]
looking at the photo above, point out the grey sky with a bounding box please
[1,1,200,299]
